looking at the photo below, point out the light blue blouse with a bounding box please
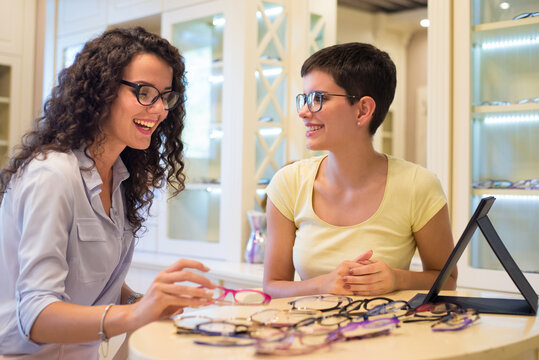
[0,149,135,356]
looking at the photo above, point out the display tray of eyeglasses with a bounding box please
[128,289,539,360]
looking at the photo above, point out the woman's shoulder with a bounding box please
[269,156,324,192]
[23,150,80,178]
[387,155,444,196]
[388,156,438,180]
[277,156,325,177]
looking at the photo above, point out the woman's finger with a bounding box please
[353,249,373,262]
[151,282,215,300]
[165,258,211,273]
[155,270,217,289]
[348,262,381,276]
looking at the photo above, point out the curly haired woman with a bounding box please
[0,27,216,358]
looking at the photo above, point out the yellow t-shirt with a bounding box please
[266,155,447,280]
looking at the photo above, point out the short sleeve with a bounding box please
[265,163,299,221]
[411,167,447,233]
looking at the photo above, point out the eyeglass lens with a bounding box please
[296,92,323,113]
[290,295,351,311]
[136,84,179,110]
[211,286,270,305]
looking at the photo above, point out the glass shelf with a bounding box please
[473,103,539,113]
[472,0,539,25]
[473,16,539,31]
[472,189,539,196]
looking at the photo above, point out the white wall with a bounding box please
[336,5,428,163]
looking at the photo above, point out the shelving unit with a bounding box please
[452,0,539,292]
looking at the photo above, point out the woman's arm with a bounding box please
[262,199,299,298]
[413,204,457,289]
[30,259,216,343]
[344,204,457,295]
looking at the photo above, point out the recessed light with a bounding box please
[420,19,430,27]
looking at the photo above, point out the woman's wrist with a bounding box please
[104,303,142,338]
[126,292,143,304]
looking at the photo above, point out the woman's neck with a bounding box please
[323,142,386,189]
[88,141,124,185]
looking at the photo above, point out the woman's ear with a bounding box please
[356,96,376,127]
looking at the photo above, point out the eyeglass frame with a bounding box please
[199,285,271,305]
[255,327,341,356]
[288,295,353,312]
[430,308,480,331]
[295,91,359,113]
[364,300,411,318]
[250,308,323,328]
[120,79,180,111]
[402,302,462,323]
[513,12,539,20]
[255,317,398,356]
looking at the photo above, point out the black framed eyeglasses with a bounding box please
[296,91,358,113]
[288,295,352,312]
[120,80,180,111]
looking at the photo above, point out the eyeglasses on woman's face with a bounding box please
[296,91,358,113]
[121,80,180,111]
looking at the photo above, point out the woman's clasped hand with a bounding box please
[318,250,398,296]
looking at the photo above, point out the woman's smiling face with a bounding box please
[103,53,173,153]
[299,69,359,152]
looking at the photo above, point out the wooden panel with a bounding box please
[0,0,24,55]
[107,0,162,25]
[57,0,108,36]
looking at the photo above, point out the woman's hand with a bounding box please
[320,250,374,295]
[343,259,399,296]
[128,259,217,329]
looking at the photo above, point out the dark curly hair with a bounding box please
[0,27,187,236]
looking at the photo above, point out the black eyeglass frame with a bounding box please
[296,91,359,113]
[120,79,180,111]
[288,295,353,312]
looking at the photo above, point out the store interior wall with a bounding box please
[406,29,428,167]
[337,5,428,165]
[33,2,428,166]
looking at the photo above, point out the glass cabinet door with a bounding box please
[469,0,539,273]
[254,1,288,211]
[167,13,224,243]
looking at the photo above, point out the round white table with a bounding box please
[129,290,539,360]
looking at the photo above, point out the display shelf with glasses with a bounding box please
[452,0,539,291]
